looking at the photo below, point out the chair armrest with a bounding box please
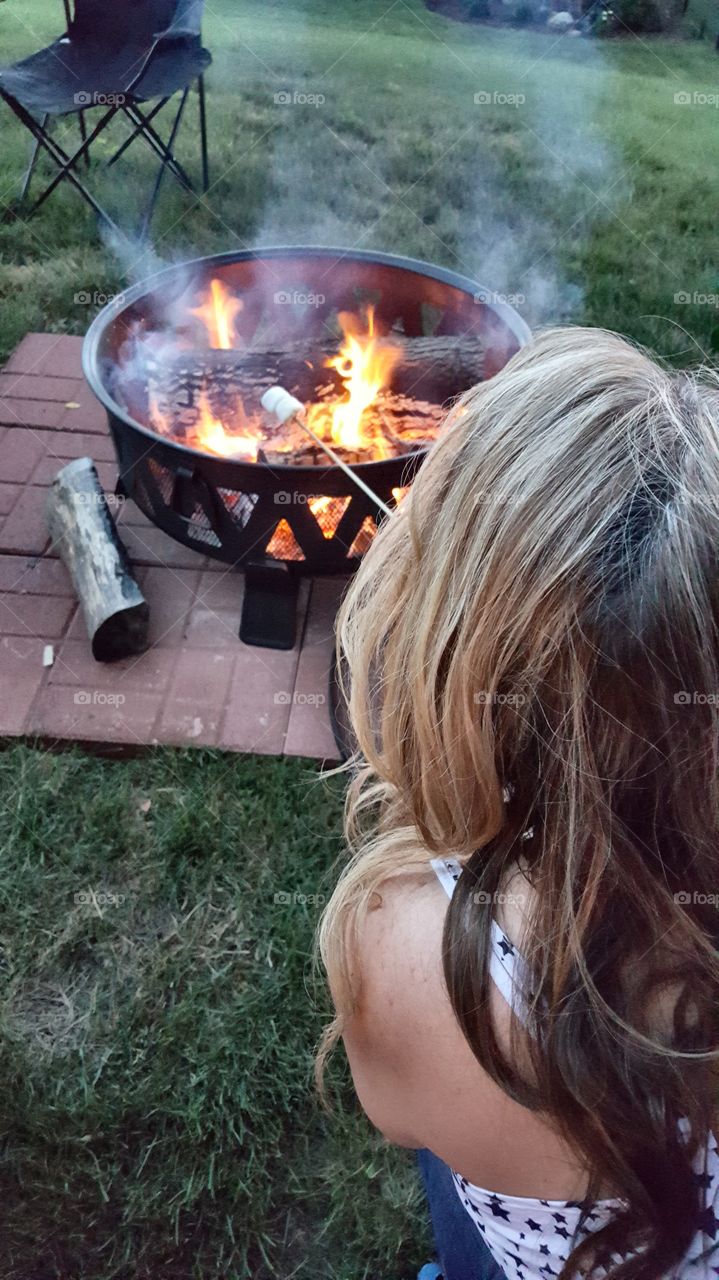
[154,0,204,41]
[121,1,204,97]
[121,38,165,96]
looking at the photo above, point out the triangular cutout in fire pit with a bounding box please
[267,518,305,562]
[312,495,351,538]
[347,516,377,558]
[186,504,221,547]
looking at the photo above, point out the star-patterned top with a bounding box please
[431,855,535,1025]
[430,857,719,1280]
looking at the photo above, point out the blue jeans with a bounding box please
[417,1149,508,1280]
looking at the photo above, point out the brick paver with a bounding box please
[0,333,344,759]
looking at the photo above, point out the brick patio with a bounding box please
[0,332,344,759]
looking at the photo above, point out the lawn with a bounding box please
[0,2,718,1278]
[0,746,425,1280]
[1,0,719,362]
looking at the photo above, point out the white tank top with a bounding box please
[431,856,719,1280]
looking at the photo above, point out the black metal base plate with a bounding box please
[239,560,300,650]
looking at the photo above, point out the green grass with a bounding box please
[0,746,426,1279]
[1,0,719,361]
[1,2,719,1276]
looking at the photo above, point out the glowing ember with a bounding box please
[190,278,243,350]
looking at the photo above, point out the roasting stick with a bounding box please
[261,386,393,518]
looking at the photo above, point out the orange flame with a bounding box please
[188,388,259,460]
[304,306,400,455]
[326,306,400,449]
[152,286,422,498]
[187,288,400,458]
[190,278,243,350]
[308,494,345,537]
[146,284,430,560]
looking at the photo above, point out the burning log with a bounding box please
[46,458,149,662]
[119,301,470,470]
[151,332,485,408]
[258,445,351,468]
[256,437,433,468]
[142,380,443,464]
[261,386,393,517]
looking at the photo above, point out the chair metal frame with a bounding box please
[2,0,209,238]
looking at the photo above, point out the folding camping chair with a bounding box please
[0,0,211,238]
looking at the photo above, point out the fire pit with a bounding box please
[83,247,529,646]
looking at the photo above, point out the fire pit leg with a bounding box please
[240,560,300,650]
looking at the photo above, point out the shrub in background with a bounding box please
[585,0,686,32]
[430,0,689,29]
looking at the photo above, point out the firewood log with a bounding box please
[46,458,149,662]
[149,332,485,407]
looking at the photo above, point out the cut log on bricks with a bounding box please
[146,333,486,409]
[46,457,149,663]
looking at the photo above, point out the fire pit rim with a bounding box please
[81,245,531,478]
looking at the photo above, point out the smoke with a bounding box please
[101,9,623,332]
[100,223,171,286]
[455,37,621,323]
[236,15,623,327]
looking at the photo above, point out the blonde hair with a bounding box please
[319,327,719,1279]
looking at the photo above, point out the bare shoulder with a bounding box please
[355,870,453,1040]
[340,868,460,1146]
[340,864,590,1197]
[351,862,534,1050]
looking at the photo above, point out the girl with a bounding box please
[318,328,719,1279]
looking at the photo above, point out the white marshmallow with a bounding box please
[261,385,303,424]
